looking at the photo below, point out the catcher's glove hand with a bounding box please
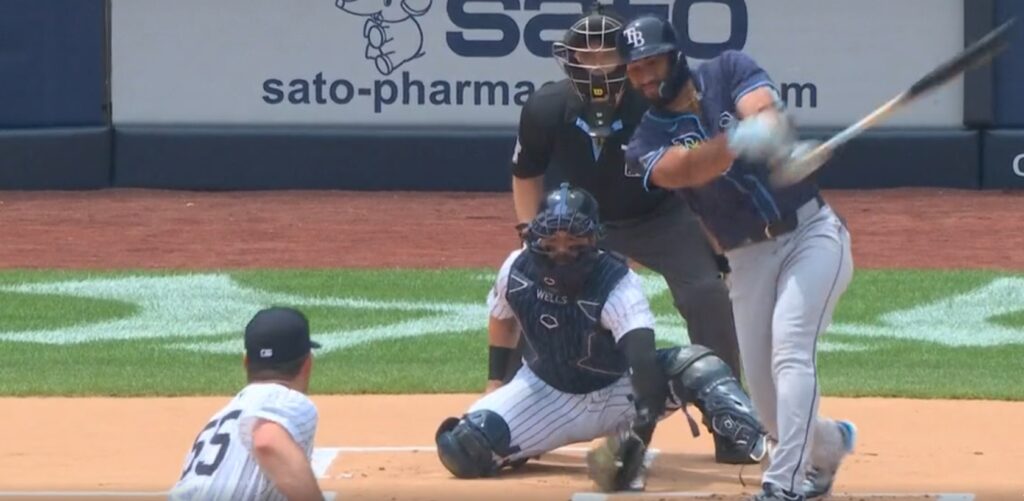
[585,427,649,492]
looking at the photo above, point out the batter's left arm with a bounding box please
[736,87,783,119]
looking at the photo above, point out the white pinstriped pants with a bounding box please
[468,364,637,462]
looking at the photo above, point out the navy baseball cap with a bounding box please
[244,307,320,365]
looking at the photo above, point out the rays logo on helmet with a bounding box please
[623,27,645,48]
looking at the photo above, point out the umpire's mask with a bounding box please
[552,9,627,139]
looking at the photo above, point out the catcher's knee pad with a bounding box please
[657,346,767,460]
[434,410,517,479]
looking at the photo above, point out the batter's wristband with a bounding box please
[488,346,514,381]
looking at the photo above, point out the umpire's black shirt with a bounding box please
[511,80,669,222]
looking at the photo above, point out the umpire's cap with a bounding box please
[244,307,320,365]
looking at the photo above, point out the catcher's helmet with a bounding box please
[616,15,692,106]
[525,182,604,245]
[552,5,627,138]
[524,183,604,296]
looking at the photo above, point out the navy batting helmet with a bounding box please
[524,183,604,296]
[616,15,692,106]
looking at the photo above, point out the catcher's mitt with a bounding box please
[585,427,648,492]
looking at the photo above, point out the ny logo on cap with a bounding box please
[623,27,645,47]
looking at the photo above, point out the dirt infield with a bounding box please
[1,396,1022,500]
[2,188,1024,499]
[2,188,1023,269]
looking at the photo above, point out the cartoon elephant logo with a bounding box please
[335,0,432,76]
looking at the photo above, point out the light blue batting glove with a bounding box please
[725,113,796,162]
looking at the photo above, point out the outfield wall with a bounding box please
[1,0,1022,191]
[0,0,110,189]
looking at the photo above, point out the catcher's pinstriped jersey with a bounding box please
[488,248,654,395]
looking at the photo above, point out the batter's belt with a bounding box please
[727,194,825,251]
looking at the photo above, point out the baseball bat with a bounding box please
[769,17,1017,188]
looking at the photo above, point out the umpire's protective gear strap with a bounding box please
[657,345,767,462]
[435,410,519,479]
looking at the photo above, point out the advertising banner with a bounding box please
[111,0,964,127]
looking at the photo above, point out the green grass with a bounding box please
[0,268,1021,399]
[819,339,1024,400]
[0,290,136,331]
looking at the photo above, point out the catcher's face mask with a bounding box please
[553,12,627,138]
[525,184,605,297]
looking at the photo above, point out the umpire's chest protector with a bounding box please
[506,252,630,395]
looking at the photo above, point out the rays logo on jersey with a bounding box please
[672,132,705,150]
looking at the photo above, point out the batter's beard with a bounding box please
[638,81,668,106]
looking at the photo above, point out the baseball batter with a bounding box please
[434,183,767,492]
[616,15,856,501]
[170,307,323,501]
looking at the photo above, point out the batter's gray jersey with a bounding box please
[169,382,319,501]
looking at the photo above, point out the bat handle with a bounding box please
[817,93,907,154]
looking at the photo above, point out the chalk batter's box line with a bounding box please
[329,448,974,499]
[314,445,661,470]
[571,493,976,501]
[0,493,338,500]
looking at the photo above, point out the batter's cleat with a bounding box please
[715,433,761,465]
[802,420,857,499]
[750,482,805,501]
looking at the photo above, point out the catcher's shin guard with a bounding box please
[657,345,768,463]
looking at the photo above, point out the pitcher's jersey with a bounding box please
[624,50,820,250]
[169,382,319,501]
[487,249,656,394]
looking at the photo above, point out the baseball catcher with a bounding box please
[434,183,766,491]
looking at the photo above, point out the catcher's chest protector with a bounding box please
[506,252,629,394]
